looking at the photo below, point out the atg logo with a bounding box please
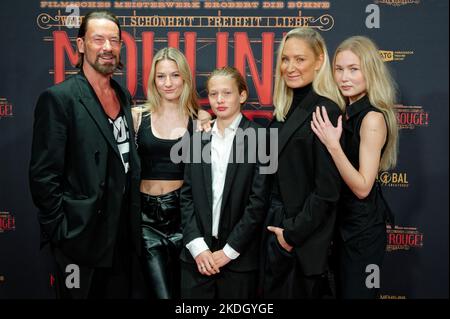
[379,50,414,62]
[386,225,424,252]
[374,0,420,6]
[378,171,408,188]
[0,212,16,233]
[0,98,13,118]
[395,105,429,129]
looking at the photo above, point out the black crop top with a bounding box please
[137,113,193,180]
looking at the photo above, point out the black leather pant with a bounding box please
[140,189,182,299]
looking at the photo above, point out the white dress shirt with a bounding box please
[186,113,243,260]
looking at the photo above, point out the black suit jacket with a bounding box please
[29,73,141,268]
[180,115,269,272]
[274,90,342,276]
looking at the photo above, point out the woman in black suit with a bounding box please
[311,36,398,298]
[260,27,345,299]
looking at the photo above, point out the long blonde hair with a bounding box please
[333,36,398,171]
[144,47,199,118]
[273,28,345,121]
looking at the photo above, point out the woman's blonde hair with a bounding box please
[143,47,199,118]
[273,28,345,121]
[333,36,398,170]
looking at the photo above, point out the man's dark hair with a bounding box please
[76,11,123,69]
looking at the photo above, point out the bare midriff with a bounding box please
[140,179,184,196]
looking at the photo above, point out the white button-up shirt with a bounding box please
[186,113,243,260]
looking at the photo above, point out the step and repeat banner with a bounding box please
[0,0,448,298]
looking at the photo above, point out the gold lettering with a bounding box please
[206,16,261,27]
[204,1,259,9]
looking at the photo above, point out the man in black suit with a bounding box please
[180,68,270,298]
[29,11,141,298]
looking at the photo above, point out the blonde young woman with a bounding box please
[260,28,345,299]
[132,47,210,299]
[311,36,398,298]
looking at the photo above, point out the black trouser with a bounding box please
[260,195,332,299]
[181,237,258,299]
[140,189,182,299]
[335,223,387,299]
[181,263,258,299]
[52,197,135,299]
[52,248,133,299]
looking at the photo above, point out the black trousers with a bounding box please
[180,262,258,299]
[181,238,258,299]
[51,199,137,299]
[52,249,146,299]
[260,195,332,299]
[140,189,183,299]
[335,223,387,299]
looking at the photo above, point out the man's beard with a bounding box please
[91,53,119,75]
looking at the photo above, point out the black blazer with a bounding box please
[274,90,342,276]
[180,115,269,272]
[29,73,141,267]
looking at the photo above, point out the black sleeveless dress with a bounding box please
[335,95,394,299]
